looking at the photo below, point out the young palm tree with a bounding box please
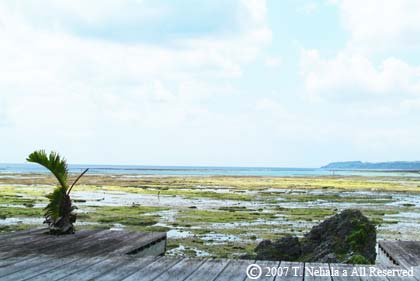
[27,150,88,234]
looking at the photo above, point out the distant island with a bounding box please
[321,161,420,170]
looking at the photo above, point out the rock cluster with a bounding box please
[253,209,376,264]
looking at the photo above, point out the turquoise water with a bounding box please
[0,163,419,177]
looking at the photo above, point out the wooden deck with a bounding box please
[0,229,418,280]
[378,240,420,277]
[0,228,167,259]
[1,255,418,281]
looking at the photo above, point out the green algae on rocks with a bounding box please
[81,205,168,227]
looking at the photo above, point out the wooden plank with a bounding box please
[304,263,332,281]
[377,264,418,281]
[0,230,166,259]
[32,230,125,256]
[275,261,304,281]
[13,231,158,281]
[21,256,110,281]
[0,230,93,266]
[0,235,56,254]
[0,234,53,252]
[121,257,184,281]
[390,242,420,267]
[4,256,417,281]
[0,229,95,255]
[5,232,163,272]
[0,256,33,268]
[184,258,231,281]
[377,244,398,267]
[356,266,389,281]
[33,229,104,250]
[132,238,166,257]
[0,228,45,242]
[399,241,420,263]
[0,255,53,280]
[391,241,420,268]
[329,263,360,281]
[100,232,149,255]
[2,231,141,280]
[64,230,144,256]
[243,260,280,281]
[94,256,160,281]
[0,229,97,259]
[0,228,47,247]
[58,256,131,281]
[0,230,128,279]
[378,241,418,268]
[53,231,136,256]
[213,258,256,281]
[110,232,166,256]
[152,257,207,281]
[414,266,420,281]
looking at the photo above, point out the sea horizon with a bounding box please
[1,163,419,177]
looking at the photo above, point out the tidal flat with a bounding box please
[0,174,419,258]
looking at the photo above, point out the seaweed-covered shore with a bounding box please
[0,174,419,258]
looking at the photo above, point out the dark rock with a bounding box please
[255,235,301,261]
[300,209,376,264]
[252,209,376,264]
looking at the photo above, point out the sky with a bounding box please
[1,0,420,167]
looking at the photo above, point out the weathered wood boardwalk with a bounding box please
[0,228,167,259]
[0,229,418,280]
[378,240,420,277]
[1,255,418,281]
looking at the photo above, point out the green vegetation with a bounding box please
[348,254,370,264]
[274,207,335,221]
[270,193,395,204]
[0,173,419,258]
[0,194,39,206]
[27,150,88,234]
[347,228,369,252]
[0,206,43,218]
[359,209,400,225]
[122,176,413,193]
[0,224,36,233]
[176,209,276,225]
[82,205,167,227]
[0,185,51,198]
[5,173,419,193]
[99,186,253,201]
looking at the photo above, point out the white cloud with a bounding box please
[0,1,272,163]
[0,1,270,115]
[300,50,420,101]
[240,0,267,25]
[295,1,420,160]
[299,1,420,104]
[334,0,420,52]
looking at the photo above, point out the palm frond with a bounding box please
[44,186,67,221]
[27,150,68,189]
[68,168,89,195]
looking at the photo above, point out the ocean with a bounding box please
[0,163,419,177]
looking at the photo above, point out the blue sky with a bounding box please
[1,0,420,167]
